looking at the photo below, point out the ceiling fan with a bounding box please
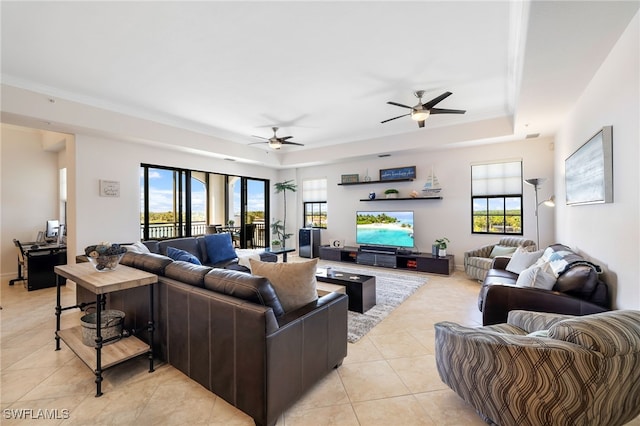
[381,91,466,128]
[250,127,304,150]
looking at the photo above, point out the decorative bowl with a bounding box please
[84,243,127,272]
[87,253,124,272]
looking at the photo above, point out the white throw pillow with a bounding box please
[123,241,151,254]
[249,258,318,312]
[506,247,544,274]
[515,262,556,290]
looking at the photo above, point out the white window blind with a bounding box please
[302,178,327,202]
[472,161,522,196]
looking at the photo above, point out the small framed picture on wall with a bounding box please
[99,180,120,197]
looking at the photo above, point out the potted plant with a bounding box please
[384,188,399,199]
[270,219,288,251]
[274,180,297,248]
[435,237,450,257]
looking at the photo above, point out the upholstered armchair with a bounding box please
[435,310,640,426]
[464,236,536,281]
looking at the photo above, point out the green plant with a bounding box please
[270,219,287,247]
[228,219,235,226]
[274,180,297,248]
[384,188,399,194]
[435,237,450,249]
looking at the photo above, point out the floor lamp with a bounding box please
[524,178,555,248]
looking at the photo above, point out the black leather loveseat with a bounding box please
[478,243,610,325]
[79,251,348,426]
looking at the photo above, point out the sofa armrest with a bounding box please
[490,256,511,270]
[506,310,576,333]
[482,284,609,326]
[463,244,495,264]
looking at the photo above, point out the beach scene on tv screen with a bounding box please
[356,211,414,247]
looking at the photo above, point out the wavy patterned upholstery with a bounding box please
[464,237,536,281]
[435,310,640,425]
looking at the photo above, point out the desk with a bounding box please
[12,243,67,291]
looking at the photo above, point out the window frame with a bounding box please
[303,201,327,229]
[471,161,523,235]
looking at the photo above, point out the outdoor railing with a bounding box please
[141,221,266,248]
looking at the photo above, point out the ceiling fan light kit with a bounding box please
[382,90,466,128]
[250,127,304,150]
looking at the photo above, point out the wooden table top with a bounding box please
[54,262,157,294]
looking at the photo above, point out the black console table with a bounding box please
[319,246,454,275]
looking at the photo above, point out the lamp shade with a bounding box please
[411,110,430,121]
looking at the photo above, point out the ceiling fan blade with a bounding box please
[381,113,411,124]
[423,92,452,109]
[251,135,270,140]
[429,108,466,115]
[281,141,304,146]
[280,136,294,141]
[249,141,268,145]
[387,101,414,109]
[418,120,425,128]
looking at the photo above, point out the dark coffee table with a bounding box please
[316,269,376,313]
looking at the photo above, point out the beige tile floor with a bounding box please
[2,259,638,425]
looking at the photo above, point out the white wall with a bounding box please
[70,134,280,254]
[0,125,61,280]
[293,136,555,266]
[554,11,639,309]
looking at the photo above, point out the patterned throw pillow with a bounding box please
[166,246,202,265]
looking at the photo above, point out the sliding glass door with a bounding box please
[141,164,269,248]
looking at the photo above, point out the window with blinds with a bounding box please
[471,161,523,234]
[302,178,327,229]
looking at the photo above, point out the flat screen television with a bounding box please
[356,211,414,248]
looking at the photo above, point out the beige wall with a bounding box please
[0,125,61,281]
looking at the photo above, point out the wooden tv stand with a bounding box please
[319,246,454,275]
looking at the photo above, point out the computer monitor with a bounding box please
[46,220,60,239]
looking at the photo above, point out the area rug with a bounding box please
[318,262,428,343]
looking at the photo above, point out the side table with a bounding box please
[54,263,158,397]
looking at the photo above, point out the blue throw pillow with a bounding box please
[204,233,237,265]
[166,246,202,265]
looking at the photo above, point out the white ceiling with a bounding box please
[1,1,638,167]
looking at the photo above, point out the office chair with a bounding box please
[10,239,28,287]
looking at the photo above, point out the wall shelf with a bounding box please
[359,196,443,201]
[338,178,414,186]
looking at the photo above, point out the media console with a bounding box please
[319,245,454,275]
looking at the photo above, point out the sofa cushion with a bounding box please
[249,258,318,313]
[554,265,597,294]
[121,252,172,274]
[165,260,212,287]
[204,233,237,265]
[548,311,640,356]
[505,248,544,274]
[158,237,201,259]
[203,268,285,317]
[166,246,202,265]
[489,245,517,258]
[515,262,556,290]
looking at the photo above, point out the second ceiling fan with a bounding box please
[382,90,466,128]
[250,127,304,150]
